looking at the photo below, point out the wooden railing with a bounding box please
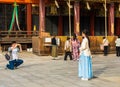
[0,31,39,51]
[0,31,39,38]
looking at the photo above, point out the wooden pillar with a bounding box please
[39,0,45,37]
[90,12,95,36]
[27,3,32,35]
[108,3,114,36]
[58,16,63,36]
[74,1,80,35]
[116,18,120,36]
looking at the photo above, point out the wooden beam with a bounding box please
[0,0,31,3]
[81,0,120,3]
[0,0,49,4]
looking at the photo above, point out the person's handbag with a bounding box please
[100,44,104,50]
[5,53,11,61]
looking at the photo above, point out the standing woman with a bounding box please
[102,37,109,56]
[51,35,58,60]
[78,30,93,80]
[71,34,80,61]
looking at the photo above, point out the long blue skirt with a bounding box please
[78,53,93,79]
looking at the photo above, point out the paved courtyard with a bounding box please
[0,52,120,87]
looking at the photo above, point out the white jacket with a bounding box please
[115,38,120,47]
[103,39,109,46]
[80,37,91,56]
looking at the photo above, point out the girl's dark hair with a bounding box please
[103,36,106,39]
[11,41,16,44]
[118,35,120,38]
[73,33,77,41]
[82,29,88,35]
[82,29,90,48]
[67,37,70,40]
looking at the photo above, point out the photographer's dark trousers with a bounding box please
[6,59,23,70]
[104,46,108,56]
[116,46,120,57]
[64,51,72,60]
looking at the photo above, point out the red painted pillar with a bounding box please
[74,1,80,35]
[116,18,120,35]
[39,0,45,36]
[27,3,32,35]
[58,16,63,36]
[108,3,114,36]
[90,12,95,36]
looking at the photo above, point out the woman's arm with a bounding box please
[80,39,87,51]
[17,44,22,52]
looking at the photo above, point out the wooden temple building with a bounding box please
[0,0,120,54]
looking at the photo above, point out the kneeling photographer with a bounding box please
[6,41,23,70]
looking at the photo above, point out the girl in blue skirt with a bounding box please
[78,30,93,80]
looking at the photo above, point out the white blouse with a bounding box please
[103,39,109,46]
[115,38,120,46]
[80,37,91,56]
[64,40,72,51]
[8,47,19,60]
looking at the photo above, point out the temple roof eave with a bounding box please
[63,0,120,3]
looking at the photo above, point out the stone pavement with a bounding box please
[0,52,120,87]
